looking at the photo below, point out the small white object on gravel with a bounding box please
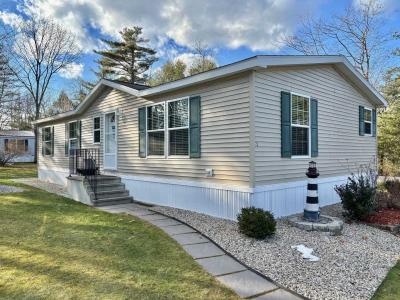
[152,204,400,300]
[291,244,320,262]
[0,184,24,193]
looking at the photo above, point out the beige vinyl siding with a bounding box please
[38,74,251,186]
[38,122,69,170]
[253,65,377,185]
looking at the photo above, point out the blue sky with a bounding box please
[0,0,399,98]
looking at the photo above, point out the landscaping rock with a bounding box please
[152,204,400,300]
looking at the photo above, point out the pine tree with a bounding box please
[94,27,157,83]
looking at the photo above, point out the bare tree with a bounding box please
[7,16,81,161]
[189,41,217,75]
[284,0,390,83]
[0,25,19,129]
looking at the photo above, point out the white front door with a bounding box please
[104,112,117,170]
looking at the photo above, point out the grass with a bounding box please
[0,164,238,300]
[0,163,37,179]
[373,261,400,300]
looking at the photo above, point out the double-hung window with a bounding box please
[147,103,165,156]
[364,108,372,135]
[93,116,101,143]
[168,98,189,156]
[68,121,79,152]
[145,98,190,157]
[291,94,310,157]
[42,127,53,156]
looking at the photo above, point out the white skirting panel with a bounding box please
[37,168,347,220]
[38,168,69,186]
[251,176,348,218]
[120,175,251,220]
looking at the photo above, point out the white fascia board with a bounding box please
[336,59,387,107]
[33,79,141,125]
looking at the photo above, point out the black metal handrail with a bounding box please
[69,148,100,200]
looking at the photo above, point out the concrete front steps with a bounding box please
[85,175,133,207]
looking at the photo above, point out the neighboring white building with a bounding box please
[34,55,386,220]
[0,130,35,163]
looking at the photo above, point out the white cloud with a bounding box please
[6,0,320,53]
[353,0,400,12]
[59,63,84,79]
[0,11,23,27]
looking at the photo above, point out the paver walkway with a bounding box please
[99,203,303,300]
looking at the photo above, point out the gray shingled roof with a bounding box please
[108,80,150,90]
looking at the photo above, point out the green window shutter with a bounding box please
[189,96,201,158]
[138,107,146,158]
[51,126,55,157]
[65,123,69,156]
[41,128,45,156]
[281,91,291,158]
[359,106,365,136]
[311,98,318,157]
[372,109,377,137]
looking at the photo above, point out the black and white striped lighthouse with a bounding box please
[304,161,320,222]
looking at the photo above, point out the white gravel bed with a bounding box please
[0,184,24,193]
[12,178,71,198]
[152,204,400,300]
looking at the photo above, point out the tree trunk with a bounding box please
[34,105,40,164]
[34,124,38,163]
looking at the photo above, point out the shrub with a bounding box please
[0,151,19,167]
[237,207,276,239]
[379,178,400,209]
[335,173,377,221]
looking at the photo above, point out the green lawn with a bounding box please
[373,261,400,300]
[0,164,238,299]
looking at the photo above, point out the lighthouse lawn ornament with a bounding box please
[304,161,320,222]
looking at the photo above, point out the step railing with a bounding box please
[69,148,100,200]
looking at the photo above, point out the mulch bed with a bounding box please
[365,208,400,225]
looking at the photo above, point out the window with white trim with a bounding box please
[291,94,310,156]
[364,108,372,135]
[93,116,101,143]
[147,103,165,156]
[145,98,190,157]
[168,98,189,156]
[69,121,79,151]
[42,127,53,156]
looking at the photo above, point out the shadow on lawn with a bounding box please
[0,186,229,299]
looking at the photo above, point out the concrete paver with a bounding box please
[254,288,302,299]
[149,218,182,227]
[182,242,225,259]
[216,270,277,298]
[161,224,196,235]
[171,233,209,245]
[196,255,247,276]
